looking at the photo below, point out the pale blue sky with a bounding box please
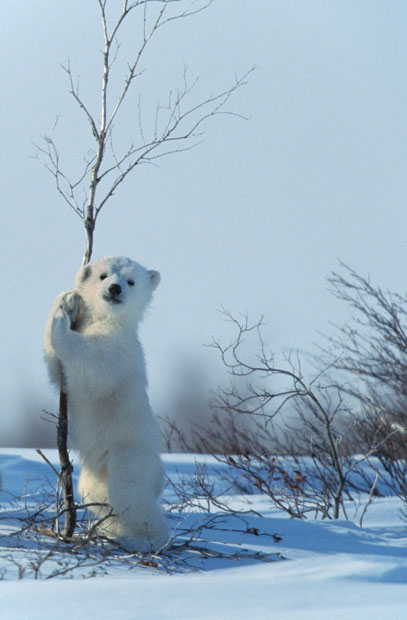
[1,1,407,442]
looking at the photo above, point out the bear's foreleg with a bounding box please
[44,289,81,385]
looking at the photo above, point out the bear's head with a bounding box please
[74,256,160,326]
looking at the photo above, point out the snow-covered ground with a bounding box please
[1,448,407,619]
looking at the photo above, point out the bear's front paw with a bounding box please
[59,290,82,328]
[51,290,82,350]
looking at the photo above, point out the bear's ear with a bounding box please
[149,270,161,290]
[78,264,92,283]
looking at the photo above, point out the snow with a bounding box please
[1,449,407,619]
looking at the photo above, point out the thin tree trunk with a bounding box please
[42,0,245,541]
[57,378,76,539]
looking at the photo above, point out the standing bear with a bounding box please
[44,256,169,552]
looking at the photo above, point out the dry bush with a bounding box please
[162,311,375,519]
[324,264,407,501]
[163,265,407,520]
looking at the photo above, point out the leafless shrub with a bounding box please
[200,260,407,521]
[324,263,407,502]
[199,310,388,520]
[162,459,284,568]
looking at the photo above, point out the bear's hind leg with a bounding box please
[78,463,121,535]
[106,450,169,552]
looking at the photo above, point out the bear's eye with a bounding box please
[127,279,135,286]
[100,273,108,281]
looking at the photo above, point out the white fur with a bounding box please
[44,256,168,552]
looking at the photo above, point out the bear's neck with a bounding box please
[77,305,138,333]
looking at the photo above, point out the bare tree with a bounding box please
[35,0,252,539]
[207,310,382,519]
[324,263,407,502]
[205,262,407,521]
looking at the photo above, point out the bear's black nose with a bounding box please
[108,283,122,296]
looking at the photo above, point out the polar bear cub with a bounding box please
[44,256,168,552]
